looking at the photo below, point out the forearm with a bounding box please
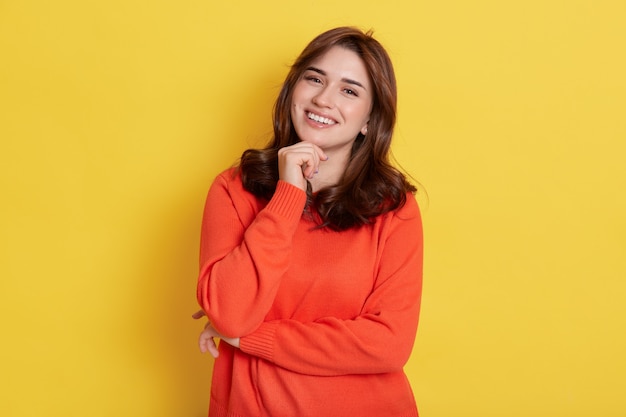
[240,196,423,375]
[240,306,420,376]
[197,177,307,337]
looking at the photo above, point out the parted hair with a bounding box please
[239,26,416,230]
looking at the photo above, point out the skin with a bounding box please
[193,310,237,358]
[285,45,373,192]
[194,46,374,357]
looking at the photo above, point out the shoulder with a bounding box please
[385,193,423,251]
[372,192,423,240]
[399,192,420,216]
[212,166,242,188]
[207,166,267,222]
[388,192,421,224]
[209,166,250,200]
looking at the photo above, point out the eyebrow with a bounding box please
[305,66,367,90]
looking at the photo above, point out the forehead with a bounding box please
[307,46,371,89]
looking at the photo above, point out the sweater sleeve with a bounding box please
[196,172,307,338]
[239,196,424,376]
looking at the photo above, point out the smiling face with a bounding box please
[290,46,373,157]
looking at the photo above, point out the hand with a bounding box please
[198,323,240,358]
[191,309,206,320]
[278,142,328,191]
[192,310,240,358]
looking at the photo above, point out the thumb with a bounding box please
[191,309,206,320]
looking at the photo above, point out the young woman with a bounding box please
[194,26,424,417]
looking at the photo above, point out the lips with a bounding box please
[307,111,336,125]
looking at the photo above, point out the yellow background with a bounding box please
[1,1,625,416]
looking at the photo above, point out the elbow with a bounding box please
[211,315,262,339]
[196,285,262,338]
[390,344,415,370]
[376,324,418,373]
[376,341,414,373]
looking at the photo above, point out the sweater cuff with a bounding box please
[240,322,279,362]
[264,181,307,222]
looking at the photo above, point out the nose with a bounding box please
[312,86,334,108]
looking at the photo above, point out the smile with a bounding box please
[307,112,336,125]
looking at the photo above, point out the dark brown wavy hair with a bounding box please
[239,26,416,230]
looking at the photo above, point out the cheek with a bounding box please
[291,82,307,105]
[289,105,297,124]
[348,104,371,126]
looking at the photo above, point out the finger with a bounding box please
[206,339,220,358]
[278,142,328,188]
[302,159,316,180]
[295,141,328,162]
[312,144,329,161]
[200,337,220,358]
[191,310,206,320]
[199,331,220,358]
[304,143,329,177]
[283,142,324,165]
[278,151,312,189]
[301,149,321,179]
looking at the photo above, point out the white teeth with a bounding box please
[307,112,336,125]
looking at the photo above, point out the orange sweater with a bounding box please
[197,168,423,417]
